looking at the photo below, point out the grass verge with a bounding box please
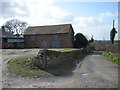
[58,48,80,52]
[102,52,120,64]
[7,55,49,77]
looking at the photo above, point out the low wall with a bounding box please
[34,49,84,69]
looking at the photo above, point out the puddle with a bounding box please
[81,73,90,77]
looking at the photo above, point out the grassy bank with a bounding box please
[58,48,80,52]
[102,52,120,64]
[7,55,50,77]
[7,49,93,77]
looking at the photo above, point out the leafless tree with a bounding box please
[2,19,28,35]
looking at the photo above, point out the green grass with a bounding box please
[7,54,74,76]
[58,48,80,52]
[7,55,48,77]
[102,52,120,64]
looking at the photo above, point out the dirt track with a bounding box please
[2,49,118,88]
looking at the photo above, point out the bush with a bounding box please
[74,33,88,48]
[105,43,120,55]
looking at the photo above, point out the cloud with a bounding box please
[0,0,118,40]
[1,0,73,26]
[99,12,118,19]
[1,1,29,18]
[71,12,118,40]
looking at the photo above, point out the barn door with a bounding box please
[41,40,47,48]
[52,40,60,48]
[52,35,60,48]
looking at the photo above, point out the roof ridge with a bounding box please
[24,23,73,35]
[28,23,71,28]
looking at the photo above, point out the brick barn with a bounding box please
[24,24,74,48]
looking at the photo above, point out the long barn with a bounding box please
[24,24,74,48]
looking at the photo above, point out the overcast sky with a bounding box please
[0,0,119,40]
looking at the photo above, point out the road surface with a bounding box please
[2,49,118,88]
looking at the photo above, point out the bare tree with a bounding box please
[2,19,28,35]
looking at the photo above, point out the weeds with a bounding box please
[102,52,120,64]
[7,55,48,77]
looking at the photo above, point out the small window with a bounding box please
[31,36,36,41]
[7,39,24,42]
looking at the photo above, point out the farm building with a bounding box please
[0,29,24,49]
[24,24,74,48]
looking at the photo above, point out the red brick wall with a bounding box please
[2,42,12,48]
[59,34,73,48]
[24,33,73,48]
[2,42,24,49]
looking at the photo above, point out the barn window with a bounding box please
[52,35,60,48]
[31,35,36,41]
[7,39,24,42]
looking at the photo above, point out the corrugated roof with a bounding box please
[0,29,23,38]
[24,24,73,35]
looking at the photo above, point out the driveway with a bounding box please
[2,49,118,88]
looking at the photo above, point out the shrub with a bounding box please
[105,43,120,55]
[74,33,88,48]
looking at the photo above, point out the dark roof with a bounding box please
[24,24,73,35]
[0,29,23,38]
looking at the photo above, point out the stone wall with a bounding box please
[34,49,82,69]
